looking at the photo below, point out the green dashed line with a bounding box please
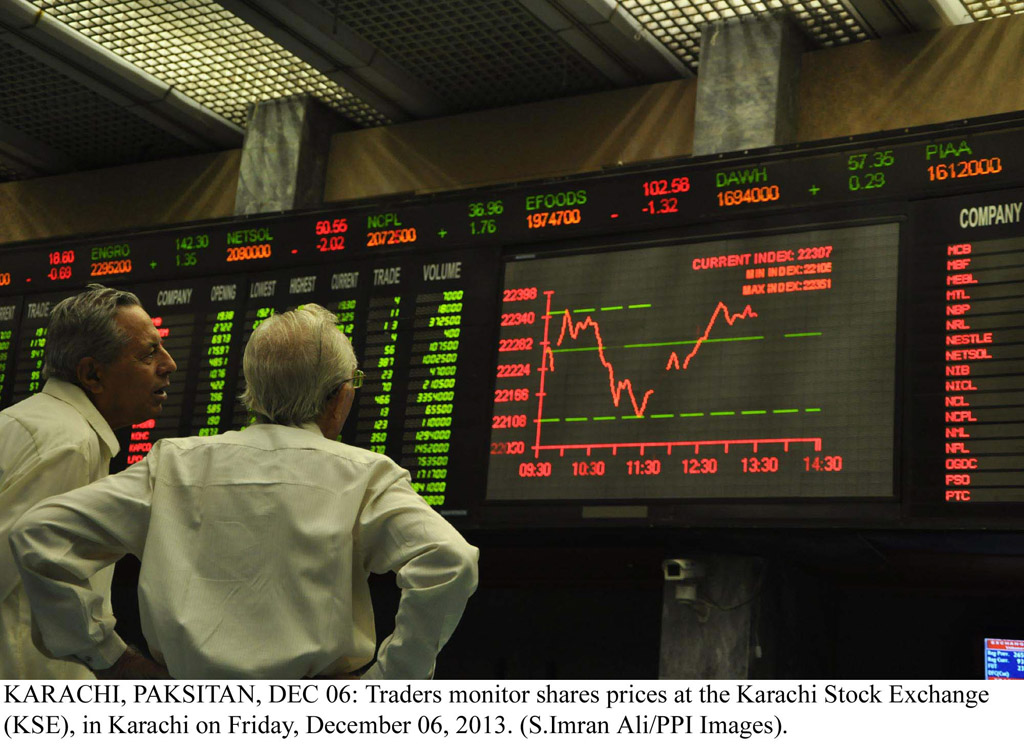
[548,304,647,315]
[624,340,693,349]
[544,408,821,421]
[784,332,823,338]
[624,335,764,349]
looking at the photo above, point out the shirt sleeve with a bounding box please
[8,451,158,671]
[357,466,479,680]
[0,438,94,602]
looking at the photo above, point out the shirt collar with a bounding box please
[42,378,120,457]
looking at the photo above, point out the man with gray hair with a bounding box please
[11,303,478,679]
[0,283,176,678]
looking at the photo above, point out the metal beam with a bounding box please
[838,0,969,35]
[216,0,448,121]
[518,0,692,84]
[925,0,973,25]
[0,0,242,151]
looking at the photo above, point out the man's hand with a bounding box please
[93,645,170,679]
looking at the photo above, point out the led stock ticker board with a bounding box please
[3,117,1024,524]
[1,121,1023,299]
[486,225,899,501]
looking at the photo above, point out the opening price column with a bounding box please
[183,280,246,436]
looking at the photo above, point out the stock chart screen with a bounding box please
[486,224,899,501]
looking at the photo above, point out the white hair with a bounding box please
[240,303,357,425]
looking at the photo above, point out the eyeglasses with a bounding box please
[344,369,364,389]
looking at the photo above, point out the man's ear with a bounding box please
[75,357,104,394]
[328,387,348,421]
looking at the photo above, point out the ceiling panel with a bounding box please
[312,0,612,111]
[32,0,389,127]
[963,0,1024,19]
[0,37,203,173]
[621,0,871,70]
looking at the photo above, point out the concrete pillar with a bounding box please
[692,13,806,156]
[234,95,338,215]
[659,556,762,678]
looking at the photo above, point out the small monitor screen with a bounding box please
[984,638,1024,679]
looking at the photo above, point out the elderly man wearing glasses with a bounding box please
[10,303,479,679]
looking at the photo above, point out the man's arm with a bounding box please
[93,645,169,679]
[0,439,95,602]
[9,454,157,672]
[358,470,479,680]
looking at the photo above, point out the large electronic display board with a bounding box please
[486,224,899,501]
[3,115,1024,527]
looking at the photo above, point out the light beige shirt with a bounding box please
[11,422,478,679]
[0,378,119,679]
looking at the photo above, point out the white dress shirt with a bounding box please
[11,422,478,679]
[0,378,118,679]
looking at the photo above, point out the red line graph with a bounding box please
[666,301,758,371]
[529,294,818,457]
[545,299,758,418]
[554,308,655,418]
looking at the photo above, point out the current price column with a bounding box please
[0,299,23,409]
